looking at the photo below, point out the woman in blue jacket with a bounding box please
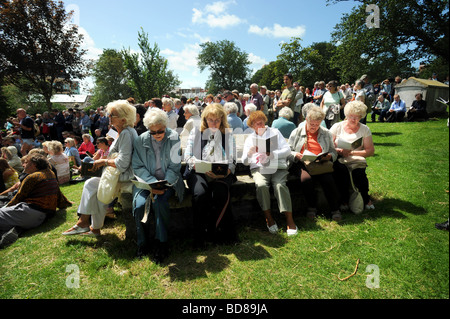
[132,108,185,263]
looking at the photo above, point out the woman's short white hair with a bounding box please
[48,140,63,154]
[105,100,136,128]
[143,107,168,129]
[306,106,325,122]
[65,137,76,148]
[162,97,174,110]
[301,102,316,119]
[183,104,199,116]
[245,103,257,115]
[279,107,294,120]
[224,102,238,114]
[344,101,367,119]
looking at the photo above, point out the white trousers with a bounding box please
[78,177,107,229]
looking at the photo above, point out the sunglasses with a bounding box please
[150,130,165,135]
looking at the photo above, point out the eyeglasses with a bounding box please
[206,118,221,125]
[150,130,165,135]
[108,113,118,118]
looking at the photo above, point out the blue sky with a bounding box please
[65,0,358,92]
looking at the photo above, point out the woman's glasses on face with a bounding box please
[206,118,221,125]
[150,130,165,135]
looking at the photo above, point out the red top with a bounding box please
[78,141,95,155]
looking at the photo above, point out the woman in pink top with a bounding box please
[78,134,95,159]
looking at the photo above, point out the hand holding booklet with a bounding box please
[194,160,229,175]
[301,150,329,162]
[80,161,103,177]
[252,135,278,154]
[336,137,363,150]
[131,176,170,191]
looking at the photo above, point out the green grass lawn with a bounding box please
[0,118,448,300]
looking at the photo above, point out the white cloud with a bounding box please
[78,27,103,61]
[192,1,244,29]
[248,23,306,38]
[161,43,200,72]
[160,42,207,88]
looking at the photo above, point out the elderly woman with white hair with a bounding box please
[224,102,244,132]
[132,107,185,262]
[162,97,178,130]
[330,101,375,211]
[180,104,201,137]
[63,100,138,237]
[288,106,341,221]
[271,107,296,139]
[243,103,257,132]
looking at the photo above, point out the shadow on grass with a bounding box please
[373,142,402,147]
[371,132,403,137]
[338,197,427,226]
[166,216,289,282]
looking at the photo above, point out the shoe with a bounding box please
[266,223,279,234]
[151,241,169,265]
[365,204,375,210]
[435,220,449,231]
[0,227,20,249]
[332,211,342,222]
[340,204,349,211]
[62,225,90,235]
[136,246,149,259]
[306,209,317,220]
[287,225,298,236]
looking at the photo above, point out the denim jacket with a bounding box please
[132,128,185,203]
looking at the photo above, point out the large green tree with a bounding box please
[0,0,87,108]
[121,28,180,103]
[198,40,252,94]
[278,39,340,88]
[251,60,288,91]
[329,0,448,82]
[91,49,132,108]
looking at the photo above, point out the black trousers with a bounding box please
[333,160,371,205]
[386,111,405,122]
[186,172,237,243]
[300,167,340,212]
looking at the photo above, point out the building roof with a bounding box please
[50,94,88,103]
[397,77,449,88]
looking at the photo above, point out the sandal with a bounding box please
[266,223,279,234]
[80,230,100,237]
[62,225,90,235]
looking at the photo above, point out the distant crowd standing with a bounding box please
[0,72,437,260]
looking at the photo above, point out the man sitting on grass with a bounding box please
[0,153,72,249]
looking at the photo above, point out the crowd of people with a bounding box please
[0,72,442,260]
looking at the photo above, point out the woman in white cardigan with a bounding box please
[241,111,297,236]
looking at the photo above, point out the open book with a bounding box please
[194,160,229,175]
[131,176,170,191]
[301,150,329,162]
[80,161,103,177]
[336,137,363,150]
[252,134,278,154]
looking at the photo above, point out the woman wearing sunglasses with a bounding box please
[131,108,185,263]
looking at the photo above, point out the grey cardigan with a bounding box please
[287,125,337,163]
[109,126,138,182]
